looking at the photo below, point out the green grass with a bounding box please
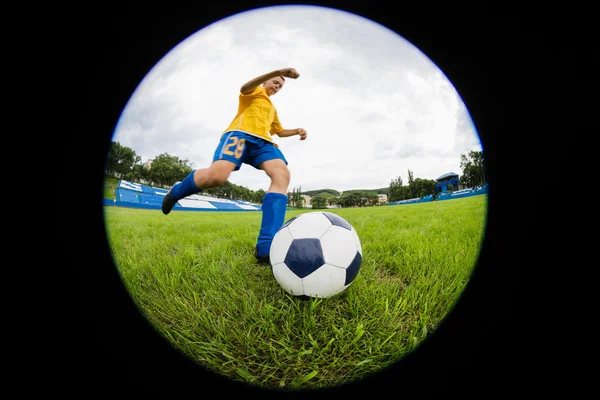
[103,195,487,390]
[104,176,119,200]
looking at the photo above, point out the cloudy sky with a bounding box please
[112,5,482,193]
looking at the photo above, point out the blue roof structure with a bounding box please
[436,172,459,181]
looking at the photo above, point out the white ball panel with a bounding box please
[301,264,346,298]
[272,263,304,296]
[288,212,332,239]
[351,228,362,256]
[320,225,359,268]
[332,283,350,297]
[270,227,294,266]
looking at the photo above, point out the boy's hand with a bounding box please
[298,128,307,140]
[280,68,300,79]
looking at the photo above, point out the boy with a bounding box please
[161,68,307,265]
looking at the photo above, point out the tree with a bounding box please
[253,189,266,204]
[288,187,303,208]
[105,141,141,178]
[203,181,263,203]
[130,163,149,184]
[406,169,415,199]
[147,153,194,187]
[410,177,436,198]
[311,194,328,209]
[460,150,485,188]
[337,191,377,207]
[388,172,437,202]
[205,180,233,199]
[388,176,403,202]
[327,195,340,207]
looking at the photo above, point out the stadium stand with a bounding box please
[436,184,488,201]
[104,180,262,212]
[139,193,164,206]
[388,194,434,206]
[116,188,139,203]
[105,179,489,211]
[387,184,488,206]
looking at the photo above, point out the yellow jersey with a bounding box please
[222,86,284,145]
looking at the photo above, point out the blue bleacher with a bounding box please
[109,180,261,212]
[209,202,243,210]
[139,193,163,206]
[117,188,139,203]
[140,184,156,194]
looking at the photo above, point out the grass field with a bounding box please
[103,194,487,390]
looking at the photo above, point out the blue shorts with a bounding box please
[213,131,288,171]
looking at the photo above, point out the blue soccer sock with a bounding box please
[256,192,288,257]
[171,170,201,201]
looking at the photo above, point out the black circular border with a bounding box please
[52,1,556,397]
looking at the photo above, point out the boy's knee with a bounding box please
[275,167,290,183]
[212,174,229,186]
[207,169,230,186]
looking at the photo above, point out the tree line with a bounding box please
[105,141,485,208]
[104,141,267,204]
[286,187,380,209]
[386,150,486,203]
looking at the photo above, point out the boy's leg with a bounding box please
[161,161,237,214]
[162,132,246,215]
[255,158,290,263]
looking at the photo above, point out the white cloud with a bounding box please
[113,4,482,192]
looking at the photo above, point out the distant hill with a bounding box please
[301,189,340,197]
[340,188,387,195]
[302,187,389,197]
[371,187,389,195]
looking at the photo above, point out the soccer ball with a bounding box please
[269,212,362,299]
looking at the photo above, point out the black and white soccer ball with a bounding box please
[269,212,362,298]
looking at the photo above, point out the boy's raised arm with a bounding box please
[240,68,300,94]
